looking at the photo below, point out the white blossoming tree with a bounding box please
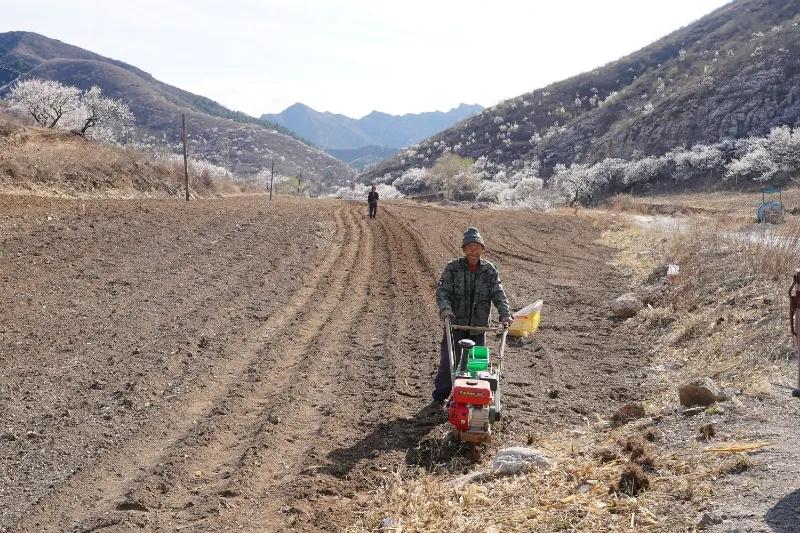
[726,126,800,182]
[8,79,134,143]
[8,79,81,128]
[71,85,135,141]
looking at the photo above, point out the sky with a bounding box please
[2,0,733,118]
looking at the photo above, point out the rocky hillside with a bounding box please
[0,32,354,188]
[262,102,483,150]
[364,0,800,184]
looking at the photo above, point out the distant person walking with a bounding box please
[367,185,379,219]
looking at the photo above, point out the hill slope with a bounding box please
[262,102,483,150]
[365,0,800,186]
[0,32,353,188]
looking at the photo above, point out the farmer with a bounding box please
[432,227,513,404]
[367,185,379,219]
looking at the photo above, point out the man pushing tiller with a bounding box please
[432,227,513,405]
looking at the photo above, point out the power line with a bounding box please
[0,62,31,78]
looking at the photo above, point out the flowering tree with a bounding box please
[8,79,81,128]
[551,163,593,205]
[71,86,134,141]
[726,126,800,182]
[8,79,134,142]
[393,167,430,195]
[333,183,402,200]
[622,155,666,186]
[668,144,724,181]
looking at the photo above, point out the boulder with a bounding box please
[679,378,721,407]
[611,293,643,318]
[491,447,552,475]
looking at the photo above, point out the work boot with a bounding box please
[429,397,447,409]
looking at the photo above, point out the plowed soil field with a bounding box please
[1,195,649,532]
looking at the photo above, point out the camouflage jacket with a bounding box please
[436,258,512,326]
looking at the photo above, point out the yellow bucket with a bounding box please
[508,300,543,338]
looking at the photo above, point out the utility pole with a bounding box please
[269,159,274,201]
[297,172,302,195]
[182,113,189,202]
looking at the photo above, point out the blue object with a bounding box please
[757,201,783,223]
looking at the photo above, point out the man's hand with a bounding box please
[501,315,514,328]
[440,309,455,321]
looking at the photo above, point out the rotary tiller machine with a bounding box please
[444,317,508,444]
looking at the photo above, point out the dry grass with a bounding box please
[596,201,798,397]
[646,219,798,396]
[0,113,255,198]
[606,190,800,222]
[347,420,723,533]
[599,220,671,285]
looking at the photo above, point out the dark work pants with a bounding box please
[368,202,377,218]
[432,328,485,402]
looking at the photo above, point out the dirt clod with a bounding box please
[611,403,646,424]
[594,448,619,463]
[613,464,650,496]
[699,423,716,440]
[679,378,721,407]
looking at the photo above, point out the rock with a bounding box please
[1,431,17,442]
[638,281,667,306]
[547,388,559,399]
[610,293,643,318]
[679,378,721,407]
[380,516,403,532]
[697,511,723,529]
[267,414,281,425]
[716,388,733,402]
[611,403,646,424]
[25,430,39,439]
[666,264,680,282]
[491,447,552,475]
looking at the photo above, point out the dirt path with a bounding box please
[1,196,651,532]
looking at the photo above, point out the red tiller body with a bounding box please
[451,378,492,406]
[449,378,493,432]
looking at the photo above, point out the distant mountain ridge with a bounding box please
[364,0,800,190]
[0,31,353,188]
[261,102,484,150]
[325,145,399,171]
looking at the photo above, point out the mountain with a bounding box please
[325,145,399,171]
[261,102,484,150]
[364,0,800,187]
[0,32,353,188]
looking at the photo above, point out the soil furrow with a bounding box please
[14,205,351,531]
